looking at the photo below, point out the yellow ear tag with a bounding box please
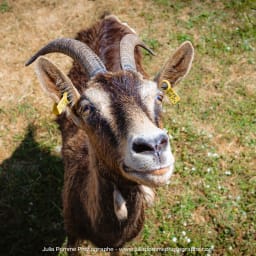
[160,80,180,105]
[52,92,70,115]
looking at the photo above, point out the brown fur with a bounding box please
[58,15,149,253]
[68,15,148,94]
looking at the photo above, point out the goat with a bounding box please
[26,15,194,255]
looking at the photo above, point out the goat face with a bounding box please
[70,71,173,186]
[27,37,194,187]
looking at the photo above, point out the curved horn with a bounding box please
[120,34,155,71]
[25,38,107,77]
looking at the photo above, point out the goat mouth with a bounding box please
[122,164,173,186]
[123,165,170,176]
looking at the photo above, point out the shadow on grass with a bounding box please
[0,125,65,256]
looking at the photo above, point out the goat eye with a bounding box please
[156,93,164,103]
[83,105,91,113]
[78,100,94,117]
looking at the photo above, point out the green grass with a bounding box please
[1,0,255,255]
[0,0,11,13]
[131,0,256,255]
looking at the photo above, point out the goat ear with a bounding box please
[34,57,80,106]
[156,41,194,87]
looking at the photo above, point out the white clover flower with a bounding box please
[207,152,219,158]
[172,237,177,243]
[207,168,212,173]
[225,170,232,176]
[186,237,191,243]
[181,231,186,236]
[207,152,213,157]
[208,133,213,138]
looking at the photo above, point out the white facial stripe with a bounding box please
[139,80,158,118]
[127,80,161,137]
[84,87,113,121]
[129,111,160,135]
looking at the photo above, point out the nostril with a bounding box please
[159,137,168,146]
[159,137,168,147]
[156,134,169,151]
[131,133,169,154]
[132,139,154,154]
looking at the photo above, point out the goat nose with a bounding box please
[132,133,169,155]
